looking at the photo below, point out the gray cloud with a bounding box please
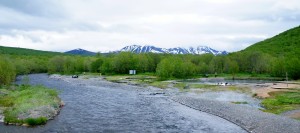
[0,0,64,18]
[0,0,299,52]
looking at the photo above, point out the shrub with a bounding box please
[0,96,14,107]
[25,117,47,126]
[0,56,16,85]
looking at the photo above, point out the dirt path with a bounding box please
[254,82,300,98]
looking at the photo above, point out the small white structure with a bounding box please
[129,70,136,75]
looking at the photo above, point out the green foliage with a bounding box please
[286,58,300,79]
[0,96,14,107]
[91,58,104,72]
[48,56,65,74]
[270,57,286,77]
[25,117,47,126]
[231,101,248,104]
[0,85,61,125]
[262,91,300,114]
[242,25,300,58]
[136,54,156,73]
[231,25,300,79]
[156,56,196,80]
[112,52,138,74]
[0,46,65,56]
[149,81,170,89]
[209,55,225,74]
[0,56,16,85]
[100,57,113,74]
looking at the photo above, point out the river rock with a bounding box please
[18,105,58,120]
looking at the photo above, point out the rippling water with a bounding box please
[0,74,246,133]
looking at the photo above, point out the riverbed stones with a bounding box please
[18,105,60,120]
[172,96,300,133]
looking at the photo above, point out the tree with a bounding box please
[48,56,65,74]
[63,56,76,74]
[112,52,138,74]
[224,59,239,80]
[156,56,196,80]
[197,62,209,74]
[209,56,225,74]
[286,58,300,79]
[91,58,104,73]
[136,54,155,73]
[270,57,286,77]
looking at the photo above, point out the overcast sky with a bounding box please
[0,0,299,52]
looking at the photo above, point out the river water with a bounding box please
[0,74,246,133]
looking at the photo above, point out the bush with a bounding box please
[0,96,14,107]
[0,56,16,85]
[25,117,47,126]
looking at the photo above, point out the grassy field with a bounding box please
[261,91,300,114]
[213,73,284,80]
[103,74,255,93]
[0,85,62,126]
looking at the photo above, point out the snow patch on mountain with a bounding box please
[120,45,228,55]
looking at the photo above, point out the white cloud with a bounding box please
[0,0,299,52]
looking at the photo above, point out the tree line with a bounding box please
[1,51,300,85]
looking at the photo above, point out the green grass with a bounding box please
[217,73,283,80]
[231,101,248,104]
[25,117,47,126]
[0,85,61,126]
[173,82,251,93]
[261,91,300,114]
[149,81,170,89]
[174,83,217,90]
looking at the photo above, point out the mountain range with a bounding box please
[65,45,228,55]
[120,45,228,55]
[1,25,299,58]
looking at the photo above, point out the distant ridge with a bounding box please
[64,48,96,56]
[0,45,64,56]
[64,45,228,56]
[241,25,300,57]
[119,45,228,55]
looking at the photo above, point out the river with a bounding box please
[0,74,246,133]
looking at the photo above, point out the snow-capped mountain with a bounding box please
[120,45,228,55]
[120,45,169,54]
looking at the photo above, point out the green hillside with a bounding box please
[241,25,300,57]
[0,45,65,56]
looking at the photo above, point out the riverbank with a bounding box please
[0,85,63,126]
[55,74,300,132]
[172,96,300,133]
[100,74,300,121]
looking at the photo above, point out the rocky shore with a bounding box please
[172,96,300,133]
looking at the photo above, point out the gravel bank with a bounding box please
[172,96,300,133]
